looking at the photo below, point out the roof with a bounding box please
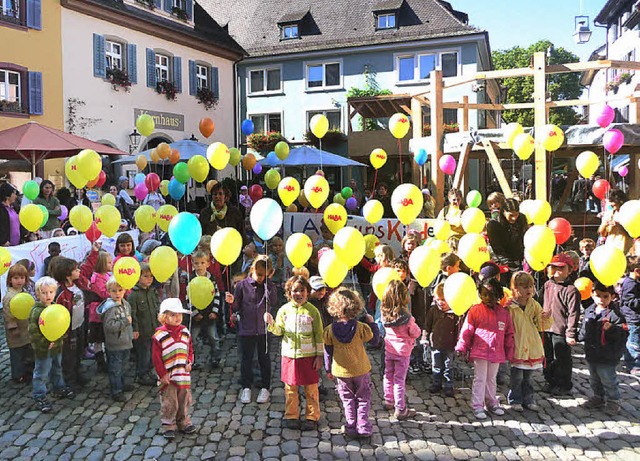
[278,10,309,24]
[595,0,635,25]
[372,0,405,12]
[198,0,482,57]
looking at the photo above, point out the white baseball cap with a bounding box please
[160,298,192,315]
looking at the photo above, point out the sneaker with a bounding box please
[163,430,175,439]
[301,420,317,431]
[112,393,126,403]
[52,387,75,399]
[428,383,441,393]
[256,388,270,404]
[383,401,394,410]
[318,385,328,396]
[409,364,422,375]
[138,375,157,386]
[181,424,197,434]
[191,363,201,371]
[631,368,640,376]
[581,396,605,409]
[474,409,487,420]
[35,398,52,413]
[524,403,540,411]
[488,406,505,416]
[420,363,432,374]
[552,387,573,397]
[443,387,455,398]
[123,384,135,392]
[210,359,220,369]
[604,400,620,415]
[541,383,555,394]
[510,403,523,412]
[284,419,300,430]
[240,388,251,404]
[395,407,416,420]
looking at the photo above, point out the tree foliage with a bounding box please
[492,40,583,126]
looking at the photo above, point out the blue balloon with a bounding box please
[168,178,185,200]
[168,212,202,255]
[252,163,262,175]
[241,119,254,136]
[415,148,428,166]
[266,151,279,167]
[134,173,146,185]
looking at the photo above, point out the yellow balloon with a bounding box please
[333,227,365,268]
[590,245,626,287]
[457,233,490,272]
[69,204,93,232]
[391,183,423,225]
[408,246,439,287]
[136,113,155,137]
[229,147,241,167]
[77,149,102,180]
[148,246,178,283]
[504,123,524,148]
[576,151,600,178]
[0,247,11,276]
[65,156,88,189]
[102,193,116,206]
[159,180,170,196]
[372,267,401,299]
[187,155,210,182]
[207,142,230,170]
[157,204,178,232]
[461,208,486,234]
[318,249,348,288]
[370,148,387,169]
[362,199,384,224]
[444,272,479,316]
[39,304,71,341]
[136,154,148,171]
[210,227,243,266]
[323,203,347,235]
[135,205,157,232]
[389,113,410,139]
[187,276,215,310]
[278,177,300,207]
[524,248,553,272]
[285,233,313,268]
[150,148,160,163]
[114,256,141,289]
[10,292,35,320]
[310,114,329,139]
[527,199,551,225]
[424,237,451,255]
[303,174,329,209]
[523,225,556,260]
[432,220,451,241]
[19,204,44,232]
[94,205,121,237]
[542,124,564,152]
[513,133,535,161]
[364,234,379,259]
[618,200,640,238]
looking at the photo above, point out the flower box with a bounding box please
[156,80,177,101]
[171,6,188,21]
[196,88,218,111]
[106,67,132,92]
[247,132,287,153]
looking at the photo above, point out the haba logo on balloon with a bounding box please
[375,153,386,160]
[3,261,10,270]
[159,214,172,221]
[397,117,408,124]
[95,218,102,224]
[478,245,488,253]
[327,214,343,222]
[399,198,414,207]
[311,186,323,193]
[548,131,558,137]
[283,185,295,192]
[118,267,138,276]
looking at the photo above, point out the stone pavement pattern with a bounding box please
[1,317,640,461]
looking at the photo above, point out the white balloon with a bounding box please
[250,198,283,241]
[34,177,43,184]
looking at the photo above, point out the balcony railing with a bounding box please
[0,100,25,114]
[1,4,23,26]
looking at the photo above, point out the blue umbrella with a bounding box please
[112,139,209,164]
[258,145,366,167]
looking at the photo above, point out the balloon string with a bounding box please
[397,139,403,184]
[264,240,269,354]
[370,170,378,200]
[225,266,232,331]
[320,139,323,172]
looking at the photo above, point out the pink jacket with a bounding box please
[455,302,515,363]
[88,272,111,323]
[384,314,421,357]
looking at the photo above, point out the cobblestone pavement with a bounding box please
[1,319,640,461]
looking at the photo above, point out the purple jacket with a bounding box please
[232,277,277,336]
[456,302,515,363]
[383,313,421,357]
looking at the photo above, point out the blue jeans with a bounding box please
[508,367,535,405]
[624,324,640,370]
[191,321,221,364]
[134,337,152,378]
[431,349,454,389]
[106,349,130,396]
[588,362,620,401]
[32,353,65,400]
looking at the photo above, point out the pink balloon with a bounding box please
[134,182,148,201]
[439,155,456,175]
[619,166,629,178]
[597,104,615,128]
[603,129,624,154]
[58,205,68,221]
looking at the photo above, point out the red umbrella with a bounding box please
[0,121,128,177]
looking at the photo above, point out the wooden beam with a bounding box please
[400,104,411,115]
[452,141,472,191]
[556,170,578,212]
[482,140,513,198]
[431,69,445,210]
[461,96,469,132]
[547,59,640,74]
[533,52,548,201]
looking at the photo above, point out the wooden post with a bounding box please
[461,95,469,132]
[482,140,513,198]
[629,153,639,200]
[533,52,548,201]
[411,96,423,186]
[431,69,444,210]
[452,141,472,191]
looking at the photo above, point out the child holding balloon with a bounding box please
[113,232,142,264]
[87,250,112,373]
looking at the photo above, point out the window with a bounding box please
[105,41,123,70]
[156,54,169,82]
[418,54,436,79]
[0,69,21,110]
[282,24,298,39]
[248,67,281,94]
[1,0,19,21]
[398,56,414,81]
[173,0,186,9]
[422,108,458,126]
[197,64,208,89]
[397,50,459,82]
[441,52,458,78]
[376,13,396,29]
[249,113,282,134]
[306,62,341,90]
[307,110,341,131]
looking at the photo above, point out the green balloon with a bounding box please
[264,169,281,190]
[333,193,346,206]
[229,148,241,167]
[37,205,49,228]
[173,163,190,184]
[341,187,353,199]
[23,180,39,201]
[466,190,482,208]
[275,141,290,160]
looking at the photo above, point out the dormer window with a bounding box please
[377,13,396,29]
[373,0,403,30]
[282,24,299,39]
[278,10,307,41]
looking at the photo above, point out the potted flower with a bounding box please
[0,100,21,113]
[156,80,177,100]
[304,129,347,149]
[247,132,287,153]
[606,80,620,93]
[135,0,155,9]
[106,67,132,92]
[619,73,633,85]
[196,88,218,110]
[422,123,460,136]
[171,6,188,20]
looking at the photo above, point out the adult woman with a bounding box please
[486,198,528,270]
[109,178,134,221]
[199,182,245,238]
[437,189,466,238]
[32,180,61,239]
[377,183,393,218]
[598,189,633,254]
[70,186,92,209]
[0,183,22,246]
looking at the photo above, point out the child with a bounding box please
[143,188,165,211]
[380,280,421,419]
[241,242,258,274]
[43,241,61,276]
[97,277,134,402]
[51,242,100,388]
[424,283,460,397]
[542,253,581,396]
[309,276,330,328]
[152,298,196,439]
[228,255,277,404]
[268,236,286,307]
[189,250,223,369]
[507,272,551,411]
[29,277,75,413]
[16,259,37,298]
[323,287,380,438]
[620,256,640,375]
[265,276,323,430]
[456,278,515,420]
[128,263,160,385]
[578,239,595,275]
[579,283,628,415]
[432,252,461,287]
[2,263,34,384]
[87,251,112,373]
[113,232,141,264]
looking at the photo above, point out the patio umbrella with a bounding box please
[111,139,210,164]
[258,145,365,167]
[0,121,128,177]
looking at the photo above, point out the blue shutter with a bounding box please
[146,48,156,88]
[127,44,137,84]
[154,0,161,7]
[211,66,219,98]
[163,0,172,13]
[173,56,182,93]
[189,60,197,96]
[28,72,43,115]
[26,0,42,30]
[93,34,106,78]
[186,0,193,20]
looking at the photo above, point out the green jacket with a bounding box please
[28,302,63,359]
[268,301,324,358]
[32,196,61,231]
[128,284,160,339]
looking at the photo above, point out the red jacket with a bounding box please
[55,249,99,331]
[178,256,225,303]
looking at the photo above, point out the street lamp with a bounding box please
[189,134,198,141]
[128,129,141,154]
[573,15,592,44]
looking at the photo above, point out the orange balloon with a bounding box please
[242,153,257,171]
[199,118,215,138]
[86,176,99,188]
[150,148,160,163]
[157,142,171,159]
[169,148,180,164]
[206,179,218,194]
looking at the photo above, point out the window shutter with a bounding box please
[127,44,137,84]
[163,0,172,13]
[211,66,219,98]
[28,72,43,115]
[189,60,197,96]
[173,56,182,93]
[186,0,193,20]
[26,0,42,30]
[154,0,161,8]
[93,34,106,78]
[146,48,156,88]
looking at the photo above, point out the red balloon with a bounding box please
[95,170,107,188]
[145,172,160,192]
[592,179,611,200]
[249,184,263,202]
[549,217,572,245]
[85,221,102,243]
